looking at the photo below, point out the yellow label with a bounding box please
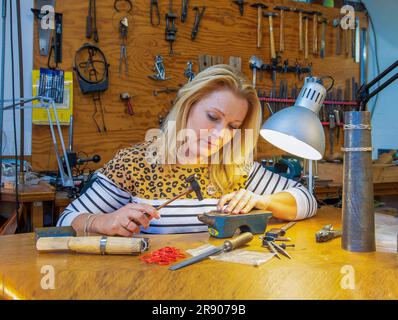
[208,228,219,237]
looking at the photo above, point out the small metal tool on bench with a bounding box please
[316,224,342,243]
[169,232,254,270]
[261,221,296,259]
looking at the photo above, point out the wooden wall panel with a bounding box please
[32,0,364,171]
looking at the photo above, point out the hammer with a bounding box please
[293,8,304,52]
[263,11,278,59]
[156,174,203,210]
[302,12,313,60]
[274,6,291,53]
[250,3,268,48]
[120,92,134,116]
[312,11,322,55]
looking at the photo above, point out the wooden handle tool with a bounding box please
[299,11,303,51]
[36,236,149,255]
[224,232,254,250]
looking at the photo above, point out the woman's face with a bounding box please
[183,89,249,162]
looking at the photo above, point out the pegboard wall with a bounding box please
[32,0,365,171]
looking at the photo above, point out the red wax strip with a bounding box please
[140,247,186,266]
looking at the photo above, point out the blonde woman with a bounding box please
[57,65,317,236]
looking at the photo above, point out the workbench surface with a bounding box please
[0,206,397,300]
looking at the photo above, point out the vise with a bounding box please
[198,210,272,238]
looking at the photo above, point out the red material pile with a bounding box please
[140,247,186,266]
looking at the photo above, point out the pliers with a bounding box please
[150,0,160,26]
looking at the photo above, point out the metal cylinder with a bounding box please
[342,111,375,252]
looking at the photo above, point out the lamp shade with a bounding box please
[260,106,325,160]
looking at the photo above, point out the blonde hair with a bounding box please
[155,64,262,193]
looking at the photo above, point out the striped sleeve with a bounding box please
[245,161,317,220]
[56,173,132,227]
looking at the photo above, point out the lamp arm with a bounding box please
[357,59,398,111]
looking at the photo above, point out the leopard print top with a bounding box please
[99,140,248,200]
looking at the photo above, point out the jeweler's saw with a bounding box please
[198,210,272,238]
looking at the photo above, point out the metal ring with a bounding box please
[341,147,373,152]
[99,236,107,255]
[343,124,372,130]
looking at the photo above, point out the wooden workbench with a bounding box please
[0,206,397,300]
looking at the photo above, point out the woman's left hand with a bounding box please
[216,189,270,214]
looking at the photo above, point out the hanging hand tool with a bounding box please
[354,17,360,63]
[319,18,328,59]
[249,56,263,88]
[153,87,179,96]
[229,56,242,71]
[120,92,134,116]
[184,61,195,82]
[342,22,349,56]
[263,11,278,60]
[191,6,205,40]
[333,18,341,55]
[148,55,171,81]
[233,0,247,16]
[333,108,341,147]
[302,14,311,60]
[169,232,253,270]
[31,0,56,56]
[316,224,342,242]
[312,11,322,55]
[328,110,335,159]
[47,12,63,69]
[86,0,99,42]
[250,3,268,48]
[150,0,160,26]
[114,0,133,13]
[181,0,188,22]
[335,87,343,143]
[119,17,129,76]
[74,43,109,133]
[293,8,304,52]
[273,6,290,53]
[165,0,178,54]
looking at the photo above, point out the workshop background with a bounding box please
[1,0,394,171]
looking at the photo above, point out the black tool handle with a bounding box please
[86,16,92,39]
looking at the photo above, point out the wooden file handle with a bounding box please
[225,232,253,251]
[299,12,303,51]
[269,16,276,59]
[36,236,147,255]
[304,17,309,59]
[279,10,284,52]
[257,7,262,48]
[313,15,318,54]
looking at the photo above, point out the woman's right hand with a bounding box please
[94,203,160,237]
